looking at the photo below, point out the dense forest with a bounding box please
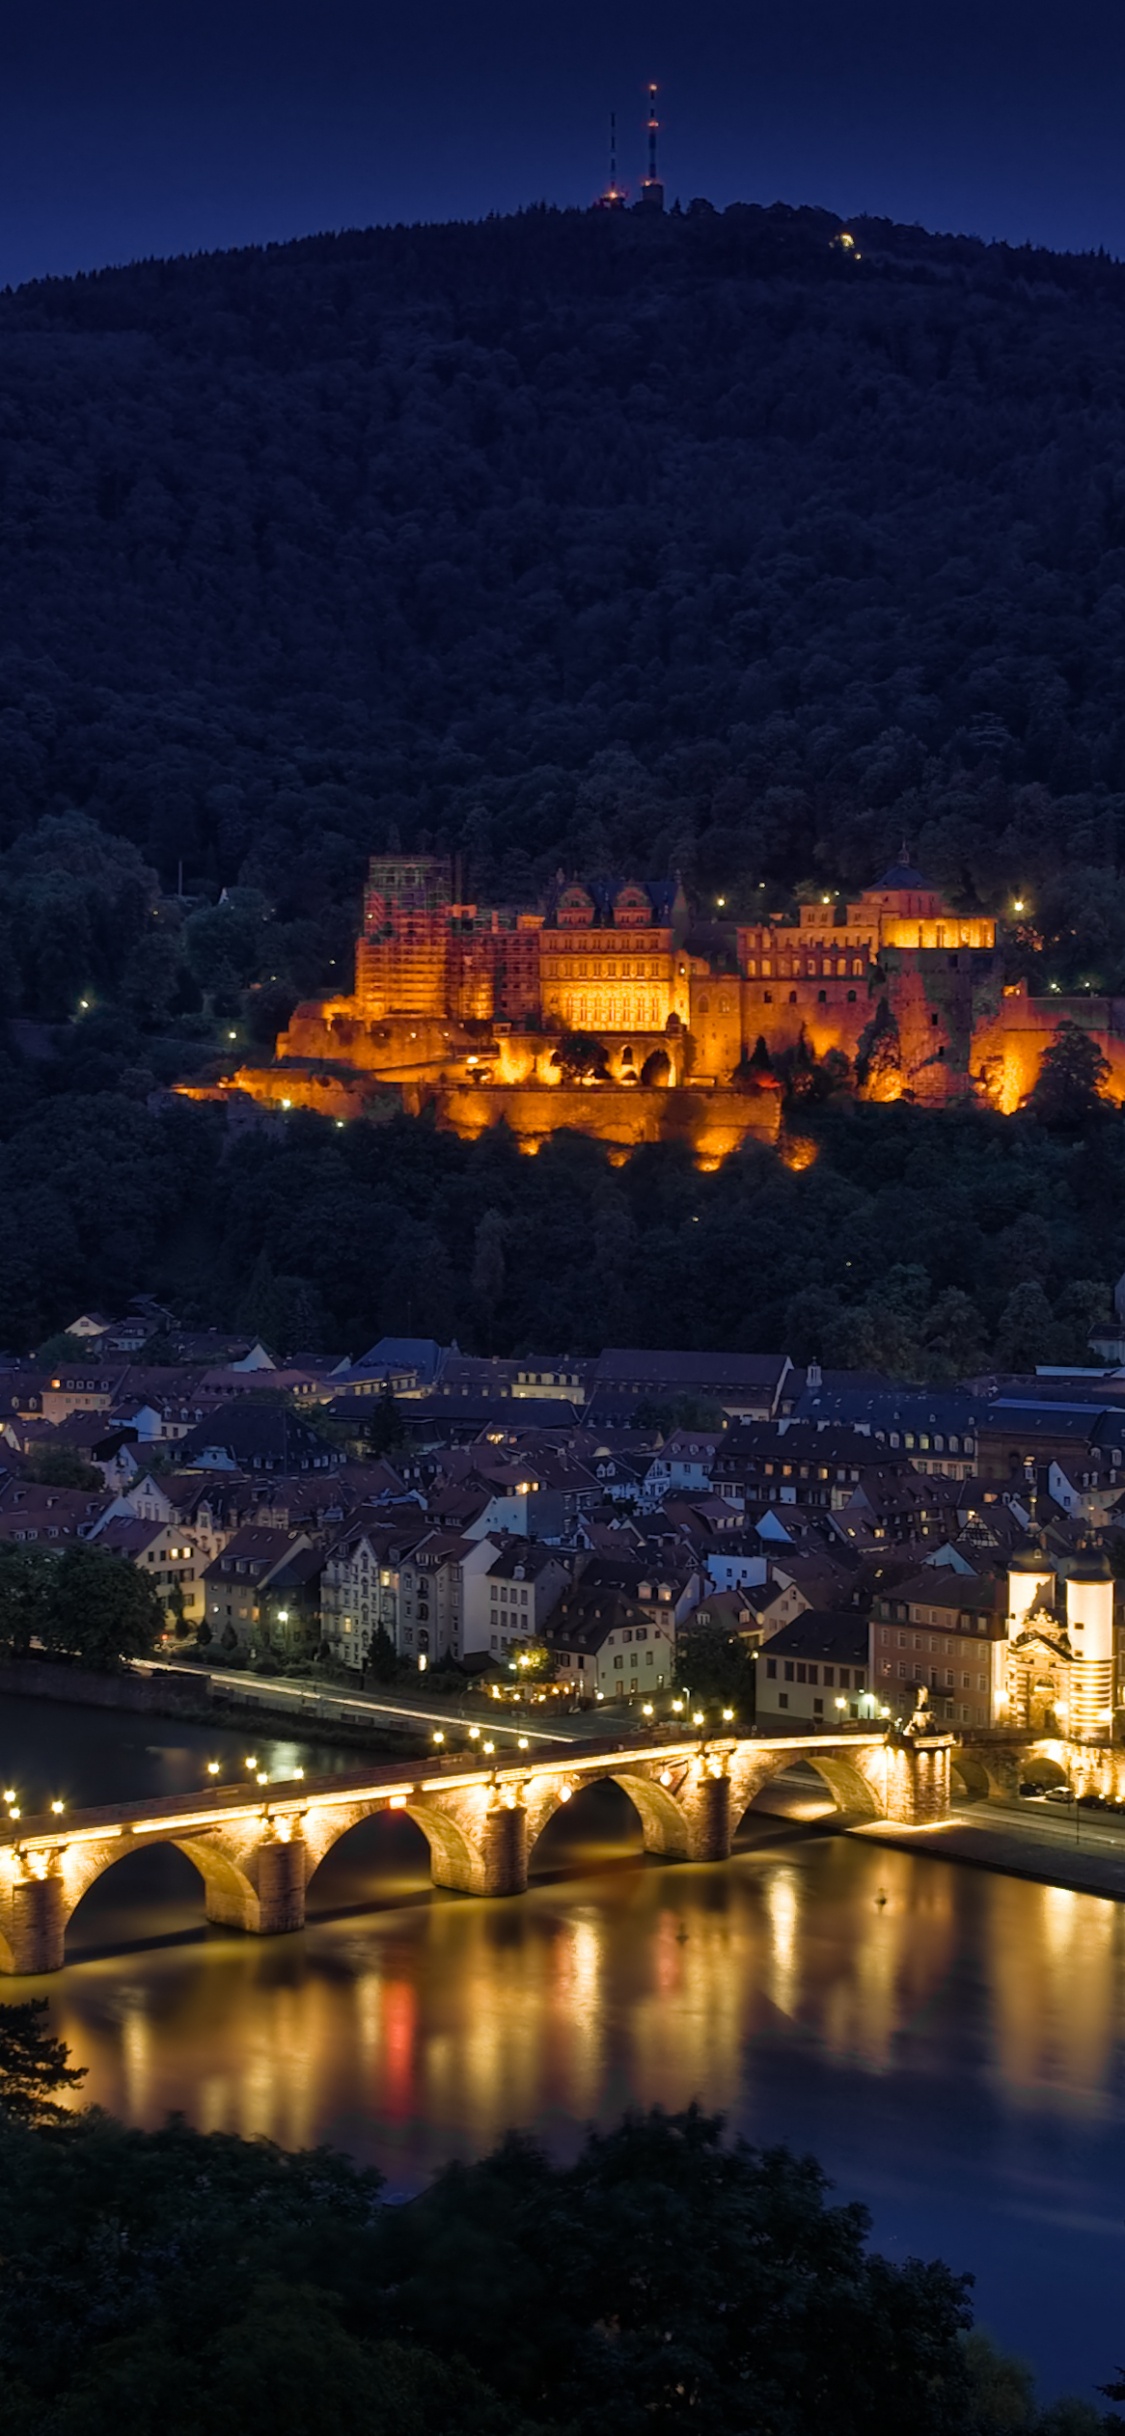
[0,2008,1110,2436]
[4,204,1125,966]
[5,204,1125,1354]
[0,1013,1120,1367]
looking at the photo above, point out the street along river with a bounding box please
[3,1693,1125,2400]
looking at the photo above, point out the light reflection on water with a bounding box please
[6,1700,1125,2392]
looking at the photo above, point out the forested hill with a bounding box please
[4,202,1125,961]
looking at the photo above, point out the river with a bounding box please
[3,1692,1125,2400]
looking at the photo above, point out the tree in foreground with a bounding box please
[1029,1021,1111,1128]
[0,2068,1111,2432]
[0,1543,163,1671]
[0,1998,86,2125]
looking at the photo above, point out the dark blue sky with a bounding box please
[1,0,1122,286]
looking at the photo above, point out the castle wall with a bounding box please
[880,948,1003,1105]
[688,977,743,1083]
[428,1082,780,1160]
[740,974,875,1065]
[972,989,1125,1111]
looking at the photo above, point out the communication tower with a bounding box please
[595,110,626,209]
[638,83,664,211]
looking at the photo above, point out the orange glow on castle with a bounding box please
[178,850,1125,1154]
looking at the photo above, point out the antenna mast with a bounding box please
[596,108,625,208]
[640,83,665,212]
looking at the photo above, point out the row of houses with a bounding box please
[8,1315,1125,1733]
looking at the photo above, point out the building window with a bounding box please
[766,1658,777,1679]
[778,1692,789,1709]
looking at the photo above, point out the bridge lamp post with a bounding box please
[206,1762,220,1777]
[50,1801,64,1816]
[692,1712,705,1727]
[432,1731,445,1745]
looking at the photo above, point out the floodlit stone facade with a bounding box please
[179,849,1125,1155]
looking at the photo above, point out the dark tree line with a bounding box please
[0,995,1123,1374]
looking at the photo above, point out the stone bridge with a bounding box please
[0,1727,954,1975]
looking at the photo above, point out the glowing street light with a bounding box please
[206,1761,221,1776]
[50,1800,64,1815]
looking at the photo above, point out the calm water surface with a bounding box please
[4,1694,1125,2398]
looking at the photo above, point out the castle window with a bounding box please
[817,989,826,1002]
[763,991,773,1004]
[847,989,856,1002]
[698,994,710,1015]
[931,1012,939,1026]
[789,989,797,1004]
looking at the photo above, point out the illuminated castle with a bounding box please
[182,848,1125,1157]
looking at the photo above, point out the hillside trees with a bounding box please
[2,207,1125,937]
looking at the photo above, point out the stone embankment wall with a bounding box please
[0,1660,213,1712]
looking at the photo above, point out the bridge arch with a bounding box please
[300,1796,481,1899]
[60,1832,263,1939]
[524,1768,690,1866]
[729,1747,882,1829]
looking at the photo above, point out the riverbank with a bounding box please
[850,1799,1125,1903]
[0,1658,429,1764]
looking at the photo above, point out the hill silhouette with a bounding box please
[0,205,1122,1358]
[2,199,1125,959]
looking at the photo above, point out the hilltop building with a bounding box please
[181,848,1125,1158]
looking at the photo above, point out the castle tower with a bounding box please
[1064,1552,1116,1742]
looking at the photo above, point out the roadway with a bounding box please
[853,1794,1125,1903]
[141,1660,684,1750]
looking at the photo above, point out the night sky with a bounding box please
[0,0,1122,286]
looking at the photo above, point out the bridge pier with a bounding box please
[675,1768,733,1862]
[252,1832,308,1932]
[201,1828,308,1935]
[429,1798,528,1897]
[6,1867,66,1974]
[880,1733,953,1826]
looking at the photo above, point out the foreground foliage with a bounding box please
[0,2103,1104,2436]
[0,2006,1109,2435]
